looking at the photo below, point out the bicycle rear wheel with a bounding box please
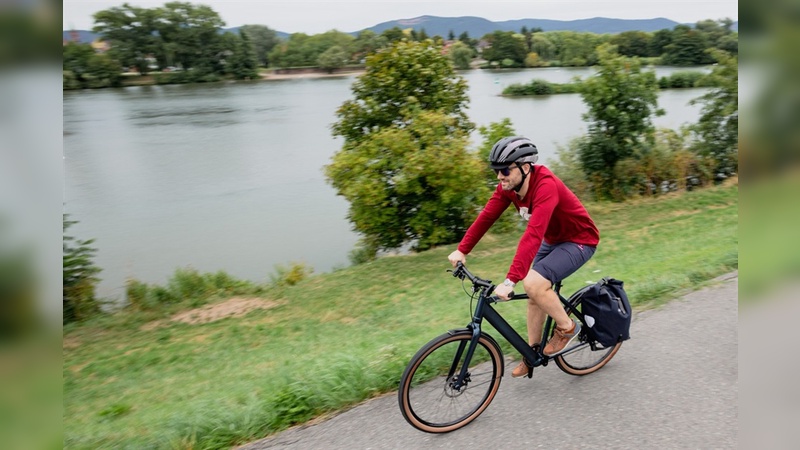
[398,330,503,433]
[554,301,622,376]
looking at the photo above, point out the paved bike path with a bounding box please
[240,273,737,449]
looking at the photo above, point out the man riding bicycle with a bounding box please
[448,136,600,378]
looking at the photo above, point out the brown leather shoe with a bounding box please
[543,320,581,356]
[511,360,531,378]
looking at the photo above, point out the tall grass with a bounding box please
[64,184,737,449]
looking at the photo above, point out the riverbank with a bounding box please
[259,67,365,80]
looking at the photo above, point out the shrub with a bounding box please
[63,215,102,323]
[270,262,313,287]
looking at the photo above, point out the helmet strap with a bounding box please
[512,162,527,192]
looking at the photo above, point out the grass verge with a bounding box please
[64,183,737,449]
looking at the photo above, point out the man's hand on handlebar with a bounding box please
[448,250,466,268]
[493,283,513,301]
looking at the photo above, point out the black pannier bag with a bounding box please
[575,277,632,347]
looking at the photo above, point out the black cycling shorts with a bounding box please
[532,241,596,285]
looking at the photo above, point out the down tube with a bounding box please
[482,304,537,361]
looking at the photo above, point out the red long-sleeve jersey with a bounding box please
[457,165,599,284]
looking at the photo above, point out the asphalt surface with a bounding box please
[240,273,738,449]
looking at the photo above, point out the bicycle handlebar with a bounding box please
[450,262,528,301]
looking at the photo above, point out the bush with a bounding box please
[269,262,313,287]
[658,71,706,89]
[63,215,102,323]
[125,268,265,311]
[502,79,579,96]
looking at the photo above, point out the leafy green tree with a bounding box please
[63,215,102,324]
[577,45,664,199]
[93,3,159,74]
[458,31,476,51]
[86,53,123,87]
[690,51,738,178]
[154,1,226,74]
[381,27,406,44]
[549,31,606,66]
[611,31,653,57]
[317,45,348,72]
[662,25,713,65]
[530,33,556,60]
[222,31,259,79]
[448,41,473,69]
[327,40,478,256]
[326,111,488,254]
[520,26,533,52]
[62,42,95,83]
[331,39,472,144]
[448,29,456,41]
[240,24,279,66]
[482,30,527,66]
[649,28,673,57]
[269,30,354,68]
[352,30,386,61]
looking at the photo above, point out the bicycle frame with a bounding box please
[451,264,584,389]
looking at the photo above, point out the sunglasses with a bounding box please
[493,165,519,176]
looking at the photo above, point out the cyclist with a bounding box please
[448,136,600,378]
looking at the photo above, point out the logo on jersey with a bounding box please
[519,207,532,221]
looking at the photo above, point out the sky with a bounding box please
[63,0,738,33]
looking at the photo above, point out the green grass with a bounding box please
[63,183,738,449]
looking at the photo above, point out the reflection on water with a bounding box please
[63,67,708,301]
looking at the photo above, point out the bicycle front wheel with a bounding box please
[398,330,503,433]
[554,301,622,376]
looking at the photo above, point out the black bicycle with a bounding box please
[398,262,622,433]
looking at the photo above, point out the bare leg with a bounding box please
[525,300,546,347]
[522,269,572,331]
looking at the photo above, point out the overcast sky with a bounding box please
[63,0,739,33]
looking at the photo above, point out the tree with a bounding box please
[268,30,354,68]
[93,3,159,74]
[549,31,606,66]
[63,215,102,324]
[482,31,527,66]
[331,40,472,144]
[240,24,279,66]
[317,45,348,73]
[611,31,653,57]
[662,25,713,66]
[222,31,259,79]
[448,41,473,70]
[352,30,386,61]
[577,45,664,199]
[649,28,672,57]
[381,26,405,44]
[86,52,123,87]
[458,31,476,51]
[62,42,95,83]
[327,40,479,256]
[154,1,226,74]
[530,33,556,60]
[690,51,738,178]
[326,111,488,254]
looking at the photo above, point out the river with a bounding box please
[63,66,708,301]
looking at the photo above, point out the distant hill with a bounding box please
[363,15,684,37]
[64,15,735,45]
